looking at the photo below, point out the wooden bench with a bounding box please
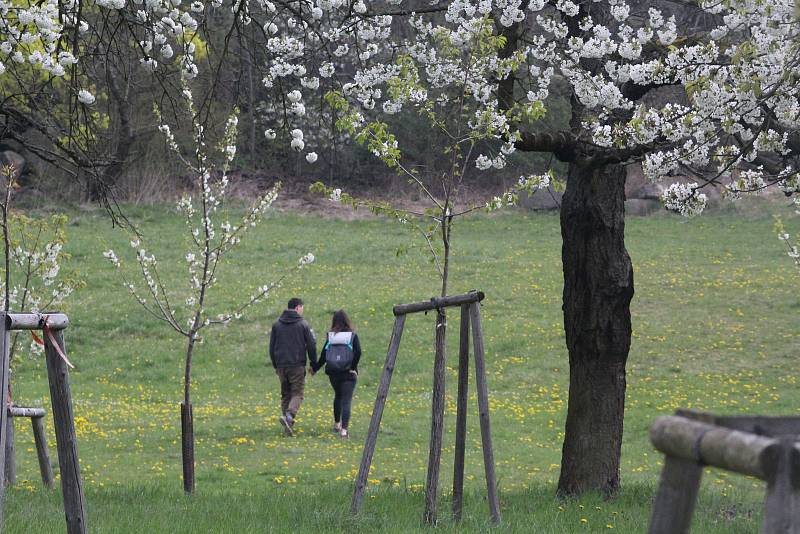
[8,406,54,488]
[648,409,800,534]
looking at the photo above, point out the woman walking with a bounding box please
[312,310,361,438]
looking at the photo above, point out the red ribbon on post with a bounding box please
[30,314,74,369]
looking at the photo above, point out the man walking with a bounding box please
[269,297,317,435]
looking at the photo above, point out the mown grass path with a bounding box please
[5,205,796,532]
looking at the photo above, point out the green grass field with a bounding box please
[3,202,798,532]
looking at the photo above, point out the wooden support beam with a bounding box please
[31,416,54,488]
[452,304,470,522]
[423,309,447,525]
[392,291,484,316]
[650,415,779,480]
[6,313,68,331]
[793,444,800,490]
[676,409,800,437]
[351,315,406,515]
[4,416,14,486]
[470,303,501,524]
[0,314,9,530]
[762,437,800,534]
[45,327,87,534]
[8,406,46,418]
[7,406,53,489]
[647,455,703,534]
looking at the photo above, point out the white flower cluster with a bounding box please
[0,0,73,77]
[485,173,553,211]
[77,90,95,105]
[724,169,767,201]
[2,237,73,316]
[298,252,315,267]
[661,182,707,217]
[103,249,120,268]
[0,216,80,358]
[517,173,551,193]
[486,192,516,211]
[290,128,304,151]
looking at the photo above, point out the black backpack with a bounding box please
[325,332,354,371]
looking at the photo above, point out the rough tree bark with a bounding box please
[557,159,633,496]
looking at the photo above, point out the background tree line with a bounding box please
[0,0,570,206]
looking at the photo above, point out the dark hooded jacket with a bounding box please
[269,310,317,368]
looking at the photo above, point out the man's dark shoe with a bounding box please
[280,415,294,436]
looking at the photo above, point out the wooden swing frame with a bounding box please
[0,312,86,534]
[350,290,500,525]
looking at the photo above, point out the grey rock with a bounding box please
[630,182,665,200]
[519,186,562,211]
[624,163,648,199]
[625,198,662,216]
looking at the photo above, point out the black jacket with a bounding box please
[269,310,317,368]
[313,332,362,376]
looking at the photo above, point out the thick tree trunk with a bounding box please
[557,159,633,497]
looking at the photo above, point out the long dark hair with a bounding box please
[330,309,354,333]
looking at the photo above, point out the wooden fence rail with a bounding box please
[648,412,800,534]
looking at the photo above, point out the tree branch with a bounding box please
[515,130,579,162]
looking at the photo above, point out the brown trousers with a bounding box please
[276,366,306,417]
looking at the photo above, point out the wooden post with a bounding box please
[31,415,54,488]
[44,327,87,534]
[4,414,14,486]
[762,437,800,534]
[351,314,406,515]
[452,304,470,521]
[424,309,447,525]
[6,407,53,489]
[181,402,195,494]
[469,302,501,524]
[0,313,9,531]
[647,455,703,534]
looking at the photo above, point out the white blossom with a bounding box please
[77,90,96,105]
[299,252,315,266]
[662,182,707,217]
